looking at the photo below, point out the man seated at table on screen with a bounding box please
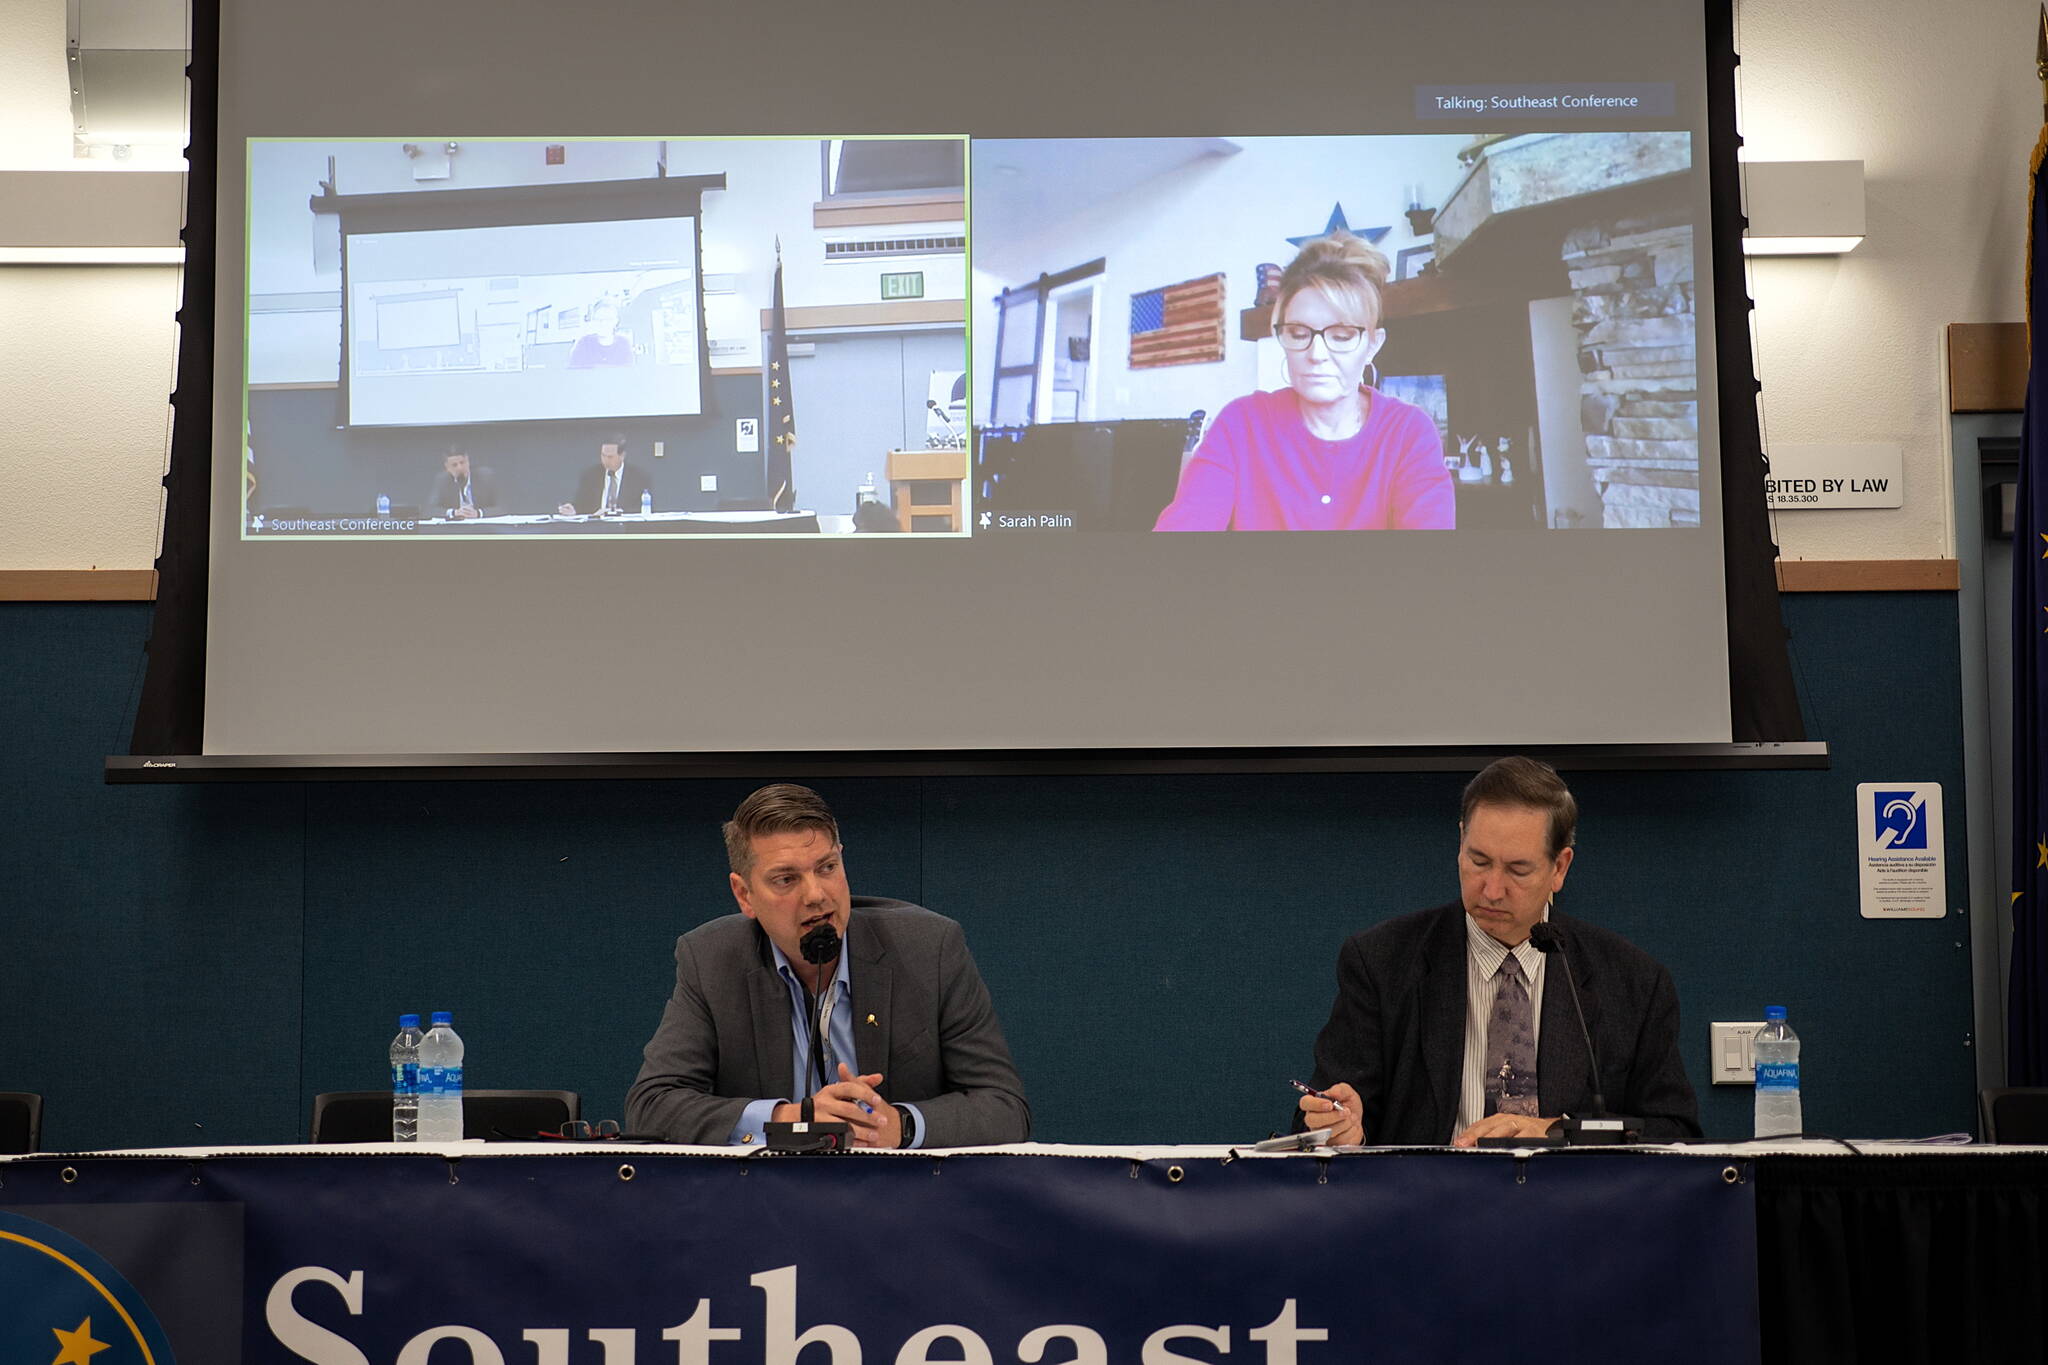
[627,784,1031,1147]
[426,444,502,520]
[1297,756,1701,1146]
[558,434,653,516]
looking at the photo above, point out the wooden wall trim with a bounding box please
[1775,558,1959,592]
[1948,322,2025,413]
[812,191,965,229]
[760,300,964,330]
[0,569,158,601]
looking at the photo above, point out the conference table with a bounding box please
[1,1141,2042,1364]
[249,510,824,535]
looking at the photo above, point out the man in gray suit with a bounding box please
[627,784,1030,1147]
[1297,757,1700,1147]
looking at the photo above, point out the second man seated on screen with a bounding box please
[558,434,653,516]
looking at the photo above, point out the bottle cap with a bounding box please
[431,1010,453,1026]
[399,1013,420,1029]
[1764,1005,1787,1020]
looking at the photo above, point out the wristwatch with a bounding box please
[897,1105,918,1148]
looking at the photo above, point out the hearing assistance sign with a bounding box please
[1856,781,1945,918]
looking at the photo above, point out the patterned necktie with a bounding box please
[1484,955,1540,1116]
[604,471,618,511]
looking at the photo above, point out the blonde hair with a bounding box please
[1270,231,1392,333]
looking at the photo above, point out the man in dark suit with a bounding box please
[626,784,1030,1147]
[1298,757,1700,1146]
[558,434,654,515]
[425,445,502,519]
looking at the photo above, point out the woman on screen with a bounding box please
[568,298,635,368]
[1153,232,1453,531]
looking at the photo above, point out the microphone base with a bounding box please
[765,1121,851,1153]
[1558,1115,1642,1145]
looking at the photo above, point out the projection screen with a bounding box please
[205,0,1731,756]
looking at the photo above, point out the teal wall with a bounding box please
[0,595,1977,1149]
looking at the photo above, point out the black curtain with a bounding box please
[1755,1154,2048,1362]
[1706,0,1805,742]
[129,0,219,755]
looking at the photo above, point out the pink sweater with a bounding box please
[1153,387,1455,531]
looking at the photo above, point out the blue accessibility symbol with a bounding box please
[1872,790,1928,849]
[0,1210,177,1364]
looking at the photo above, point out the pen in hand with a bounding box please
[1289,1079,1347,1114]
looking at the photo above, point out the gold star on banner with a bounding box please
[2037,837,2047,869]
[772,397,781,406]
[771,361,780,372]
[771,379,780,390]
[2038,532,2046,559]
[51,1318,111,1365]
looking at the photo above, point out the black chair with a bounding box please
[311,1089,580,1142]
[1979,1087,2048,1144]
[0,1093,43,1154]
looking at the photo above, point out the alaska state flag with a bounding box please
[2011,126,2048,1085]
[765,246,797,514]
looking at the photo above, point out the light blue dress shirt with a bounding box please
[728,935,927,1148]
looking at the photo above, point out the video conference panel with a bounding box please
[205,0,1736,756]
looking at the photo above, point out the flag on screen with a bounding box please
[1128,274,1226,369]
[765,243,797,514]
[2009,119,2048,1085]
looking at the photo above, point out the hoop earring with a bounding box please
[1365,361,1380,391]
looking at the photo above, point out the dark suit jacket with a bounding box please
[626,897,1031,1146]
[569,461,654,513]
[1304,902,1701,1144]
[426,467,503,517]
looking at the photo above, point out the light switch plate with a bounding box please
[700,474,717,492]
[1710,1021,1766,1085]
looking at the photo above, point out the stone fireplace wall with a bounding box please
[1566,214,1700,528]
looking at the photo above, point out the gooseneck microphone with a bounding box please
[1528,921,1607,1117]
[799,922,842,1101]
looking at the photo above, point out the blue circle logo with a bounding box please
[0,1210,177,1364]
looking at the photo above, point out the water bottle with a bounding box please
[375,493,391,517]
[417,1010,465,1143]
[1753,1006,1802,1139]
[640,488,652,516]
[389,1013,423,1142]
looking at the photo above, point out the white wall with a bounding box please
[1738,0,2037,560]
[0,0,2038,570]
[0,0,178,572]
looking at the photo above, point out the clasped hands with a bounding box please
[1297,1083,1559,1148]
[771,1062,901,1148]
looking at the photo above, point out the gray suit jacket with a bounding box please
[626,897,1031,1146]
[1304,902,1701,1144]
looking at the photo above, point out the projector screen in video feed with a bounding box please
[346,218,702,427]
[971,131,1702,535]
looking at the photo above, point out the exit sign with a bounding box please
[881,271,925,300]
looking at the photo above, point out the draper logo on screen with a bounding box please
[0,1211,179,1363]
[1872,790,1928,849]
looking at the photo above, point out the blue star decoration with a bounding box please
[1287,204,1391,249]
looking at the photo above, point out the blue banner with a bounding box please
[3,1151,1758,1363]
